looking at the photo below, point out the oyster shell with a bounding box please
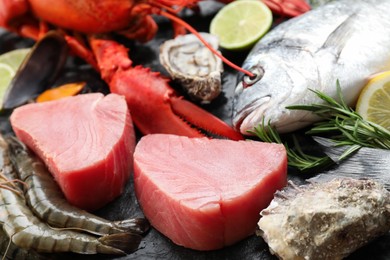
[159,33,223,103]
[258,178,390,260]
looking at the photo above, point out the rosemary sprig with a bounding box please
[251,119,332,172]
[251,80,390,172]
[288,81,390,150]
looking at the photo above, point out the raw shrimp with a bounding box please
[0,136,141,255]
[0,226,49,260]
[6,136,149,236]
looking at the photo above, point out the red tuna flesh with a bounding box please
[10,93,135,211]
[134,134,287,250]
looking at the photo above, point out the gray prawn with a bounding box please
[0,136,141,255]
[0,226,50,260]
[6,136,149,236]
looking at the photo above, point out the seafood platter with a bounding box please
[1,0,390,259]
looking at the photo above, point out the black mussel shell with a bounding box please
[2,31,68,110]
[51,66,110,95]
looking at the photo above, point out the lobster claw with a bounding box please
[90,37,243,141]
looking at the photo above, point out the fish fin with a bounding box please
[321,13,358,59]
[313,137,390,190]
[312,137,353,163]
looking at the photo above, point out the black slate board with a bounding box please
[1,2,390,259]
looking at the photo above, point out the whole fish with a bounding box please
[233,0,390,134]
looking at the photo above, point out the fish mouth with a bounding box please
[233,96,271,133]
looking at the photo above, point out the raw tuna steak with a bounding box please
[134,134,287,250]
[10,93,135,211]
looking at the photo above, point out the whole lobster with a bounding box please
[0,0,309,140]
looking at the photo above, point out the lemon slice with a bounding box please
[209,0,273,51]
[0,48,30,104]
[356,71,390,130]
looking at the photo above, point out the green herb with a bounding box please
[252,81,390,172]
[251,121,332,172]
[289,81,390,150]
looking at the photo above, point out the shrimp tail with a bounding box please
[113,218,150,235]
[99,232,143,254]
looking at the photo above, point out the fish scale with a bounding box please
[233,0,390,134]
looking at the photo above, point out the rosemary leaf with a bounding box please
[287,82,390,150]
[338,144,361,161]
[251,80,390,172]
[250,123,332,172]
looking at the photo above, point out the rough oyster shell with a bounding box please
[258,178,390,260]
[159,33,223,103]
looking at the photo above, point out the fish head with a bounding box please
[233,52,318,134]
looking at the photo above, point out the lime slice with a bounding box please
[210,0,273,51]
[0,48,30,71]
[356,71,390,131]
[0,64,15,96]
[0,48,30,104]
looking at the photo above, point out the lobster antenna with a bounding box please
[159,10,255,78]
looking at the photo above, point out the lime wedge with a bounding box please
[210,0,273,51]
[0,48,30,71]
[0,48,30,105]
[0,63,15,100]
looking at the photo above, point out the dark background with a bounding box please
[0,2,389,259]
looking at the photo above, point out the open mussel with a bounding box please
[2,31,68,110]
[159,33,223,104]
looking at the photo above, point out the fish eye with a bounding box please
[242,66,264,88]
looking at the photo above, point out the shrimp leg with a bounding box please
[6,136,149,236]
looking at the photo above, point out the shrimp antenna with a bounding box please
[2,238,12,260]
[0,171,26,196]
[0,182,24,196]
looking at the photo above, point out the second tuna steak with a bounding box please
[133,134,287,250]
[10,93,135,211]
